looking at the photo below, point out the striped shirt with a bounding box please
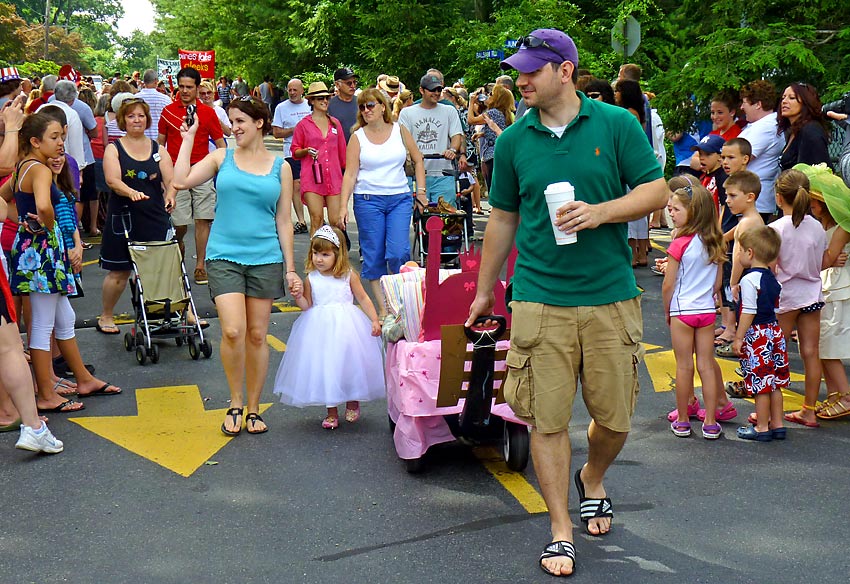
[137,88,173,141]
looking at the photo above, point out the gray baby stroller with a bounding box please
[122,236,212,365]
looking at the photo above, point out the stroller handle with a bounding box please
[464,315,507,345]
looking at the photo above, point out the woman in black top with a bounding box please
[99,98,174,333]
[778,83,831,170]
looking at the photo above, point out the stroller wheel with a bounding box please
[124,332,134,352]
[135,331,145,349]
[188,339,200,360]
[135,346,147,366]
[175,336,184,347]
[200,340,213,359]
[149,344,160,364]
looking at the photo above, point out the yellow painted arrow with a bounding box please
[70,385,272,477]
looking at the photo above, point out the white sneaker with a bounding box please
[15,424,64,454]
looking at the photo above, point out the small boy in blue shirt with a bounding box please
[733,226,789,442]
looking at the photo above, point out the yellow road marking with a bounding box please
[266,334,286,352]
[644,348,806,410]
[83,259,98,267]
[651,241,667,253]
[71,385,271,477]
[273,301,301,313]
[473,446,547,514]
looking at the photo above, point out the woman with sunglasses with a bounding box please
[173,97,301,436]
[338,88,425,318]
[291,82,347,235]
[778,82,831,170]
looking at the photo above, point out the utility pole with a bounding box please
[44,0,51,60]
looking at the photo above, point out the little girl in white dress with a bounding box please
[273,225,384,429]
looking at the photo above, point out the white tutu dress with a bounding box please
[273,270,385,407]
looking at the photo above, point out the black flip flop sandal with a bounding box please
[574,467,613,536]
[539,540,576,577]
[221,407,243,436]
[245,412,268,434]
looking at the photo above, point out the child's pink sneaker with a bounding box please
[697,401,738,422]
[667,398,701,422]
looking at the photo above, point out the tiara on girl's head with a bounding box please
[312,225,340,247]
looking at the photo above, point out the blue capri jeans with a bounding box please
[353,192,413,280]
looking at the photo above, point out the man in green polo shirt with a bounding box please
[466,29,668,577]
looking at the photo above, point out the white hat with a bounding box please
[111,92,135,114]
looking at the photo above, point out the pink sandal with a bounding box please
[321,416,339,430]
[345,404,360,423]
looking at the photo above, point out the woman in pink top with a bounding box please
[291,82,347,235]
[769,169,828,427]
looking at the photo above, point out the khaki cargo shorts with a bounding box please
[172,178,216,226]
[502,297,645,434]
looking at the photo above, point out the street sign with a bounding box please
[611,16,641,57]
[476,50,505,60]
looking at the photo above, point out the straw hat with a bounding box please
[305,81,332,98]
[379,75,402,94]
[794,163,850,232]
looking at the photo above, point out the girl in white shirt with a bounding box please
[662,181,729,439]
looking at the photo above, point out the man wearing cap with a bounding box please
[738,80,784,221]
[26,74,57,114]
[158,67,226,286]
[398,73,465,203]
[466,28,667,577]
[328,67,359,143]
[273,78,311,233]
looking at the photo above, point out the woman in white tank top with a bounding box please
[339,88,425,318]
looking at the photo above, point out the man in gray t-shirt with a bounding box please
[398,74,465,202]
[328,67,359,143]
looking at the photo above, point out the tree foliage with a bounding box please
[0,2,28,64]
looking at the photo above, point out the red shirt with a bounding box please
[26,92,53,114]
[91,117,106,159]
[710,124,743,141]
[158,101,224,165]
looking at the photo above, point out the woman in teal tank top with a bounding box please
[173,97,302,436]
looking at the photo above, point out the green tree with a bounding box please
[0,2,28,64]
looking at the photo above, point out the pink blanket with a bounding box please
[386,339,526,460]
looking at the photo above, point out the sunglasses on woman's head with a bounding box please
[358,101,378,111]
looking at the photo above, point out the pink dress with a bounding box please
[290,115,347,199]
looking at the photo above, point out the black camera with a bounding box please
[822,92,850,115]
[185,104,196,127]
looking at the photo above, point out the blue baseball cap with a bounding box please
[690,134,726,154]
[500,29,579,74]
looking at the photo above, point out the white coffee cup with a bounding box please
[544,182,577,245]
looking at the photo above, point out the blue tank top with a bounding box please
[206,149,285,265]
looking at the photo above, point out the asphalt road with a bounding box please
[2,214,848,584]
